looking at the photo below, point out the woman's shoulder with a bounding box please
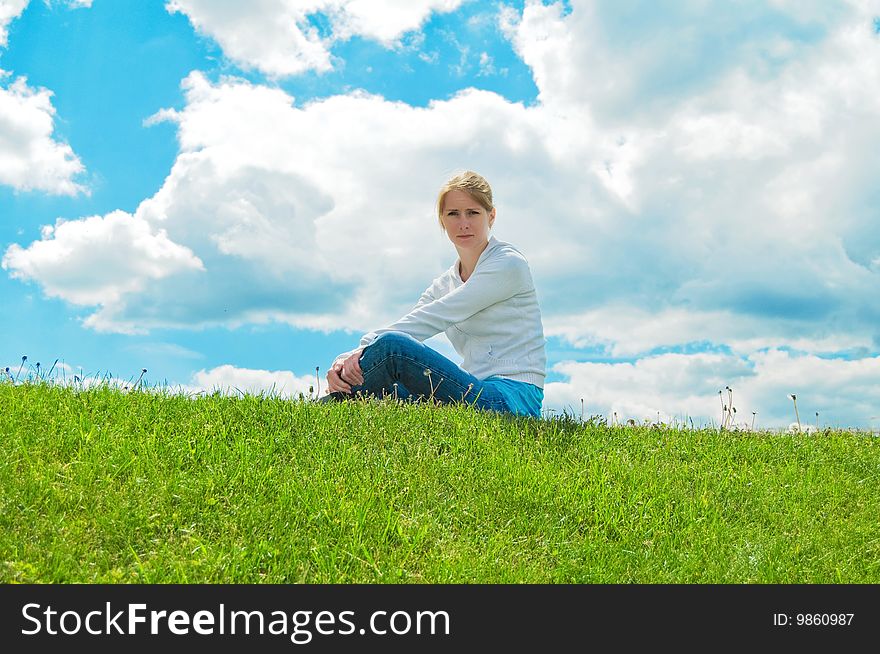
[480,239,535,291]
[487,238,531,268]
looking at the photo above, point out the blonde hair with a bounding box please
[436,171,494,231]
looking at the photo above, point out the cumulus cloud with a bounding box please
[503,0,869,122]
[0,0,28,48]
[0,1,92,195]
[165,0,463,77]
[545,349,880,430]
[183,363,316,398]
[501,0,880,343]
[5,71,573,336]
[0,74,86,195]
[2,210,204,330]
[329,0,463,44]
[545,306,875,359]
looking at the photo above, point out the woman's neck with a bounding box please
[457,240,490,282]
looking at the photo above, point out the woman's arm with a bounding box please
[330,284,435,368]
[358,252,529,347]
[326,283,437,392]
[325,254,528,392]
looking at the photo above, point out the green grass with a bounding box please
[2,382,878,583]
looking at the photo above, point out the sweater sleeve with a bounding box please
[330,283,437,369]
[357,252,528,348]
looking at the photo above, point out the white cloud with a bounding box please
[2,210,204,330]
[0,74,86,195]
[501,0,880,342]
[0,0,28,48]
[165,0,332,77]
[546,351,752,426]
[0,1,92,195]
[545,349,880,430]
[7,71,572,336]
[329,0,463,44]
[545,306,875,359]
[165,0,464,77]
[183,363,317,398]
[476,51,495,77]
[504,0,879,122]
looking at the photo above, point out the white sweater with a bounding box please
[335,235,546,388]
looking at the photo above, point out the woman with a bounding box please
[322,171,546,418]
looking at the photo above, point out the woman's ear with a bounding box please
[489,207,496,229]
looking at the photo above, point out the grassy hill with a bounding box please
[2,383,878,583]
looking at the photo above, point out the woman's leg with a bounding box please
[344,331,511,414]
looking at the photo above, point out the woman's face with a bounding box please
[440,189,496,253]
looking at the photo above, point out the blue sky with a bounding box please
[2,0,879,429]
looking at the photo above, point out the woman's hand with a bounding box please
[326,348,364,394]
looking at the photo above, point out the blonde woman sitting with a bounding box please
[322,171,546,418]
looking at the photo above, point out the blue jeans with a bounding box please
[323,331,543,418]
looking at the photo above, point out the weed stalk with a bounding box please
[789,394,801,431]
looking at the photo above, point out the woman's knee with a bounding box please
[359,331,420,375]
[369,331,419,353]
